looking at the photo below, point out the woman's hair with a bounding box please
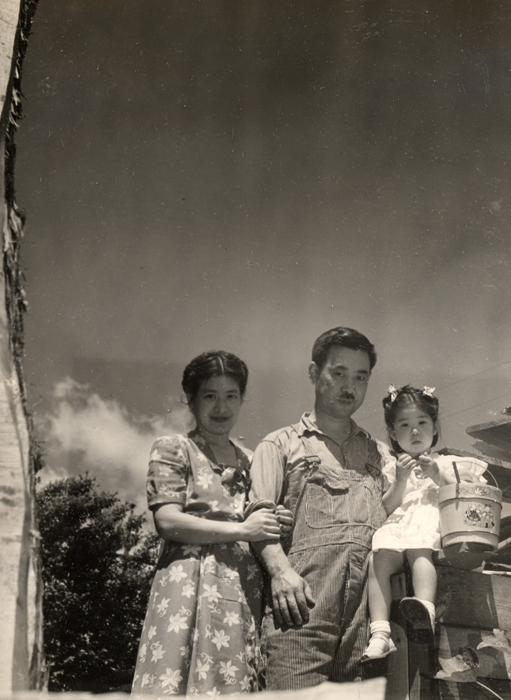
[181,350,249,404]
[311,327,377,371]
[383,385,440,453]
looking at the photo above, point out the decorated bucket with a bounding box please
[438,467,502,551]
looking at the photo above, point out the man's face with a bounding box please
[310,345,371,421]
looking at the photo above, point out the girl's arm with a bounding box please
[382,453,416,514]
[153,502,282,544]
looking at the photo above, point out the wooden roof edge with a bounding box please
[466,415,511,436]
[438,446,511,471]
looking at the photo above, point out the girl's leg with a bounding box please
[368,549,405,622]
[407,548,437,603]
[362,549,404,662]
[400,549,437,631]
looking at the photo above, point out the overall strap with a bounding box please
[286,424,321,518]
[290,423,321,467]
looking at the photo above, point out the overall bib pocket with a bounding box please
[305,474,350,529]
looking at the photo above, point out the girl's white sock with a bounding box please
[417,599,436,626]
[370,621,391,637]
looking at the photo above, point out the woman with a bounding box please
[132,351,288,696]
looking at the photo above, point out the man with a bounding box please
[247,327,388,690]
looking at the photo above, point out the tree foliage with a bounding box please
[36,475,160,691]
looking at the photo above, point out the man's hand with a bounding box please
[270,566,315,629]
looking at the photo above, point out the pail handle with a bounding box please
[439,459,499,489]
[484,469,499,488]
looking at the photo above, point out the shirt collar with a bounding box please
[297,411,369,441]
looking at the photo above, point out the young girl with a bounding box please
[361,385,488,662]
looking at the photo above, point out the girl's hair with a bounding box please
[181,350,249,404]
[383,385,440,453]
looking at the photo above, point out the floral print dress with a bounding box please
[132,432,263,697]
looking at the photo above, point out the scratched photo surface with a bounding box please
[16,1,511,511]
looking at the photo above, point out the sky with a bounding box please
[13,0,511,512]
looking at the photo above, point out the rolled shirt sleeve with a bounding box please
[245,439,286,517]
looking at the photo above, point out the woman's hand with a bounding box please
[395,453,416,482]
[241,509,281,542]
[275,505,293,537]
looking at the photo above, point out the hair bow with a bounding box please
[423,386,436,397]
[387,384,398,402]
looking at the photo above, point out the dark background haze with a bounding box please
[14,1,511,509]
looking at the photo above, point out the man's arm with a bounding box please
[248,439,315,628]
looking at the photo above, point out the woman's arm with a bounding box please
[153,502,282,544]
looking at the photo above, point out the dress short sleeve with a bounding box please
[146,435,190,509]
[376,441,397,491]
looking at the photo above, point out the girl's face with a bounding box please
[391,404,437,456]
[191,375,242,439]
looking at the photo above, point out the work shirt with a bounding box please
[247,411,389,552]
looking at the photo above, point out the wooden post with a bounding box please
[0,0,43,692]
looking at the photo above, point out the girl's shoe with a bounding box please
[361,635,397,663]
[399,597,435,634]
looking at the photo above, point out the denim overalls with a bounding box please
[262,427,388,690]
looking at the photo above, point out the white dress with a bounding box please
[372,453,487,552]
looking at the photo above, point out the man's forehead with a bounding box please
[326,346,371,370]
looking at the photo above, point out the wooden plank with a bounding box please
[467,417,511,440]
[388,573,437,700]
[387,574,411,700]
[470,440,511,468]
[387,573,414,700]
[436,569,511,631]
[435,679,511,699]
[465,419,511,466]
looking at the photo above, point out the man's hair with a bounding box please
[311,327,377,371]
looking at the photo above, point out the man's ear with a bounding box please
[308,362,318,385]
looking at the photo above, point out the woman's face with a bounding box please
[191,375,242,439]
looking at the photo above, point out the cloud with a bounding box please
[37,377,192,514]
